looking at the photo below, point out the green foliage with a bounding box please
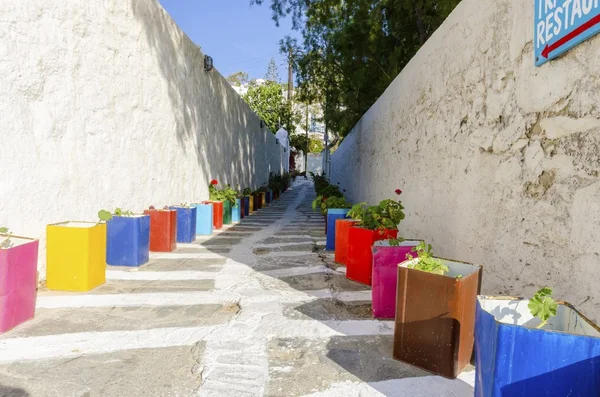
[226,71,249,86]
[528,287,558,329]
[98,208,134,221]
[310,172,331,195]
[209,181,236,203]
[268,172,287,192]
[0,227,12,249]
[309,137,325,153]
[347,199,405,231]
[253,0,461,138]
[289,133,309,152]
[243,81,300,134]
[312,195,351,216]
[265,58,280,82]
[406,242,449,275]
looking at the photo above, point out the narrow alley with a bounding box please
[0,180,475,397]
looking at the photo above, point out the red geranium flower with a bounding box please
[395,189,402,195]
[210,179,218,185]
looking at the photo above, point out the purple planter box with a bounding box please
[371,239,421,319]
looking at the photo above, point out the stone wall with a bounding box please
[330,0,600,320]
[0,0,285,275]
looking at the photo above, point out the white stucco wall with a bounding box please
[0,0,284,276]
[331,0,600,321]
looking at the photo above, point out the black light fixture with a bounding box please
[260,120,265,128]
[276,138,279,145]
[204,55,213,72]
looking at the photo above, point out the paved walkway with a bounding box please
[0,180,475,397]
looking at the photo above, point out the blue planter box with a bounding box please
[232,199,241,223]
[170,206,197,243]
[106,215,150,267]
[266,191,272,204]
[243,196,250,217]
[192,203,213,235]
[475,296,600,397]
[326,208,350,250]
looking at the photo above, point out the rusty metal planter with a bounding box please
[393,257,482,379]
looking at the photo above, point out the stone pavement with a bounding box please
[0,180,475,397]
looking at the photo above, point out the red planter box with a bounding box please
[143,209,177,252]
[203,201,223,230]
[347,227,398,285]
[334,219,358,265]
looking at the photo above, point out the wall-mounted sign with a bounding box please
[535,0,600,66]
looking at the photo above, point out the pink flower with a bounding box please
[395,189,402,195]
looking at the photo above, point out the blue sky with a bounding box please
[158,0,298,82]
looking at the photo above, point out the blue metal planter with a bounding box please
[192,203,213,236]
[326,209,350,250]
[266,191,272,204]
[170,206,197,243]
[243,196,250,217]
[475,296,600,397]
[106,215,150,267]
[232,199,241,223]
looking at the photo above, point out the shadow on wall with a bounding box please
[130,0,282,188]
[0,384,30,397]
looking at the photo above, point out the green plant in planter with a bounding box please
[528,287,558,329]
[222,185,238,204]
[319,185,343,198]
[312,196,351,216]
[406,242,449,275]
[242,188,252,196]
[310,172,329,195]
[348,199,405,231]
[209,179,225,201]
[98,208,135,221]
[0,227,12,249]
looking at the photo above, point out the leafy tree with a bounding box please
[243,80,299,133]
[289,133,309,152]
[309,137,324,153]
[226,71,249,86]
[265,58,280,82]
[253,0,462,138]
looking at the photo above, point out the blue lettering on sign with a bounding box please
[535,0,600,66]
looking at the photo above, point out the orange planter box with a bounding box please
[334,219,359,265]
[203,201,223,230]
[143,209,177,252]
[347,227,398,285]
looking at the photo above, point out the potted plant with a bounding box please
[237,189,245,220]
[393,242,482,379]
[371,238,421,319]
[205,179,224,229]
[168,203,197,243]
[252,188,262,211]
[192,202,213,236]
[47,220,106,291]
[474,288,600,396]
[257,185,268,208]
[221,184,237,225]
[242,188,252,216]
[312,196,352,251]
[229,188,242,223]
[334,218,359,265]
[346,191,404,285]
[143,206,177,252]
[98,208,150,267]
[0,228,38,334]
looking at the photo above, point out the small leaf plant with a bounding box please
[242,188,252,196]
[312,196,351,216]
[98,208,135,221]
[528,287,558,329]
[0,227,13,249]
[406,242,449,276]
[347,189,405,233]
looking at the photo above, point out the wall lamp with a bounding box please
[276,139,279,145]
[260,120,265,128]
[204,55,214,72]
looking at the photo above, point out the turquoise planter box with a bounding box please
[192,203,213,235]
[232,199,241,223]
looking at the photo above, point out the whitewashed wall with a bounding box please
[0,0,284,276]
[331,0,600,321]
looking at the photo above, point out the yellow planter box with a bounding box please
[249,196,254,214]
[46,221,106,292]
[260,192,266,207]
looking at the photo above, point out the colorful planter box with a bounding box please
[240,198,245,219]
[266,191,273,204]
[106,215,150,267]
[223,200,232,225]
[0,235,38,334]
[325,209,350,251]
[244,196,251,217]
[475,296,600,396]
[371,239,421,319]
[260,192,266,207]
[393,258,482,378]
[143,209,177,252]
[47,222,106,292]
[192,203,213,235]
[203,201,224,229]
[232,199,241,223]
[347,227,398,285]
[253,194,261,210]
[170,206,197,243]
[334,219,358,265]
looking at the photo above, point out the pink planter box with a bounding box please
[0,235,39,334]
[372,240,421,319]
